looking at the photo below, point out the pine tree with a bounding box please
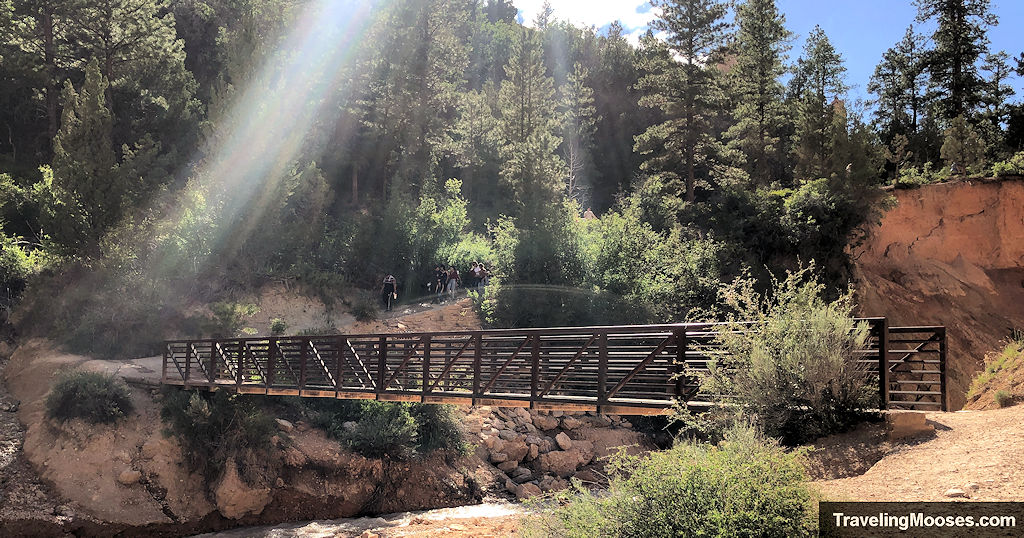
[940,115,985,175]
[791,26,848,179]
[868,26,929,153]
[496,27,565,215]
[978,51,1015,154]
[636,0,730,203]
[916,0,998,121]
[46,59,122,248]
[725,0,792,186]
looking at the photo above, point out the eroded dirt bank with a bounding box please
[853,178,1024,409]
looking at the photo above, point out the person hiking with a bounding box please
[470,262,482,288]
[446,265,460,300]
[434,265,448,303]
[477,263,489,289]
[381,274,397,311]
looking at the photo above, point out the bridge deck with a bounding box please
[160,319,947,414]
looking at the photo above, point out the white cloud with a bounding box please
[513,0,657,43]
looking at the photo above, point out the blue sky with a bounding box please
[514,0,1023,104]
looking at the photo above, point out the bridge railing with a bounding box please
[161,318,947,413]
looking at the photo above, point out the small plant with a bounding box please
[411,403,469,455]
[160,389,276,480]
[270,318,288,335]
[350,293,378,322]
[995,390,1014,408]
[533,425,814,537]
[344,401,417,458]
[207,302,259,337]
[45,370,134,424]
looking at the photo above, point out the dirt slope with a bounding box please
[814,405,1024,502]
[853,178,1024,409]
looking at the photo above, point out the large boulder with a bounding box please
[214,458,272,519]
[532,414,560,431]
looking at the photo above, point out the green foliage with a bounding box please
[350,293,379,322]
[45,370,134,424]
[160,390,276,480]
[791,26,849,180]
[207,302,259,338]
[967,337,1023,401]
[535,425,814,537]
[995,390,1013,408]
[410,403,470,455]
[343,401,418,459]
[992,151,1024,176]
[941,115,986,175]
[698,265,877,444]
[270,318,287,335]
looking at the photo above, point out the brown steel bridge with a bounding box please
[161,318,947,415]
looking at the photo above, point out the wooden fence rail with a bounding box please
[161,318,947,414]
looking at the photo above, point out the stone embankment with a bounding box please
[460,406,654,499]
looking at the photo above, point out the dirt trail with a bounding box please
[814,405,1024,502]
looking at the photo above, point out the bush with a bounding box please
[45,370,134,424]
[344,401,417,458]
[410,403,469,455]
[697,266,877,444]
[536,425,814,537]
[160,390,277,480]
[270,318,288,335]
[350,293,378,321]
[992,151,1024,177]
[995,390,1014,408]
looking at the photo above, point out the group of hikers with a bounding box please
[379,261,491,311]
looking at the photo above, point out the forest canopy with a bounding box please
[0,0,1021,356]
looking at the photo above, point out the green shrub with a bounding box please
[410,403,469,455]
[697,265,877,444]
[207,302,259,338]
[350,293,378,322]
[270,318,288,335]
[992,151,1024,177]
[536,425,814,537]
[995,390,1014,408]
[45,370,134,424]
[344,401,417,458]
[160,389,276,480]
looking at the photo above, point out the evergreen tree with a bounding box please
[978,50,1015,154]
[791,26,848,179]
[636,0,731,203]
[868,26,929,158]
[940,115,985,175]
[496,27,565,216]
[916,0,998,121]
[45,59,122,248]
[725,0,792,186]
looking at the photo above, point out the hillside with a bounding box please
[853,178,1024,409]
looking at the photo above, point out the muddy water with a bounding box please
[198,502,523,537]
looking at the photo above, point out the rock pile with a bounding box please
[459,406,648,499]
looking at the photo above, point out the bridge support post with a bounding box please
[597,331,608,412]
[472,334,482,405]
[299,338,308,396]
[209,341,216,385]
[878,318,889,410]
[422,335,431,402]
[674,329,687,400]
[267,338,277,389]
[939,327,948,411]
[531,334,540,409]
[377,335,387,399]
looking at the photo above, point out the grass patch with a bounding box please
[45,370,134,424]
[967,338,1024,401]
[995,390,1014,408]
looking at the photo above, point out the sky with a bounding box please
[513,0,1024,104]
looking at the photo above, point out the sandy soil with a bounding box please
[814,405,1024,502]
